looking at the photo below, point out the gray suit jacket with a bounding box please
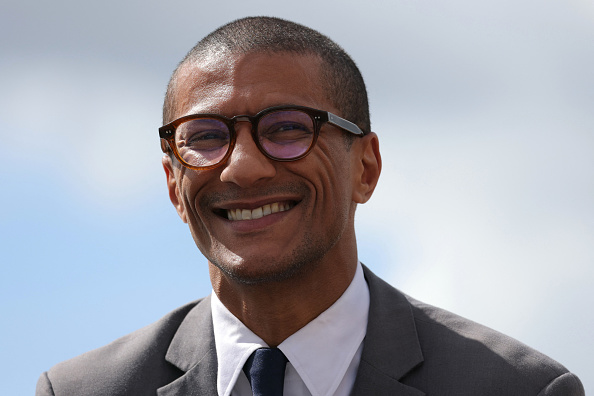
[36,266,584,395]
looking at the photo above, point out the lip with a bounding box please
[223,208,293,232]
[212,197,301,232]
[215,196,300,211]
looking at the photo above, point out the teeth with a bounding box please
[252,207,263,219]
[241,209,251,220]
[263,204,272,216]
[226,202,294,221]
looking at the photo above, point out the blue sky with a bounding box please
[1,0,593,394]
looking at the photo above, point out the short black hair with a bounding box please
[163,16,370,138]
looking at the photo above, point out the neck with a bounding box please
[209,245,358,347]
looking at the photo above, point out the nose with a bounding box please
[219,124,276,187]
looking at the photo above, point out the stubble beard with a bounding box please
[197,181,352,285]
[207,230,341,286]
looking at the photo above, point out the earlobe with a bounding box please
[162,155,188,223]
[352,132,382,204]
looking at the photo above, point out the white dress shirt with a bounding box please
[211,262,370,396]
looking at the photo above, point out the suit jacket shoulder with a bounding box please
[36,299,210,396]
[353,266,585,396]
[406,295,583,395]
[37,267,584,396]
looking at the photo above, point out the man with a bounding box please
[37,16,584,396]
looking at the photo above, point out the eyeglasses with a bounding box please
[159,105,366,170]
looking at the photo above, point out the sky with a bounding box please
[1,0,593,394]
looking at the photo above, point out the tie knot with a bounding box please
[243,348,288,396]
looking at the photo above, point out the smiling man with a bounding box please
[37,17,584,396]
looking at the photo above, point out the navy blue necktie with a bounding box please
[243,348,288,396]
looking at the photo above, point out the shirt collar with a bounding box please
[211,262,369,396]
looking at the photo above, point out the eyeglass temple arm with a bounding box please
[327,112,366,136]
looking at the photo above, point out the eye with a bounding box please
[176,119,230,151]
[261,121,312,143]
[259,111,314,144]
[182,130,229,152]
[276,122,308,131]
[269,121,310,133]
[187,130,227,143]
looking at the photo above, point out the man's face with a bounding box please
[164,52,370,284]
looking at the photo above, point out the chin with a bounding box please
[207,233,335,285]
[208,247,323,286]
[212,257,305,285]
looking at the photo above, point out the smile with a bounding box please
[226,201,295,221]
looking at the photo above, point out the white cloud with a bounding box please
[0,56,166,207]
[356,103,594,376]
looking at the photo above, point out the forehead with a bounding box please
[171,52,332,119]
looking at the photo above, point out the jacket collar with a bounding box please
[351,265,426,396]
[156,266,426,396]
[157,295,218,396]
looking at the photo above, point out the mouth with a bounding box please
[220,201,297,221]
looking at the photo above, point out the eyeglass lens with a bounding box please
[174,109,315,168]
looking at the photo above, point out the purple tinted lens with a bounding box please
[175,118,230,167]
[258,110,314,159]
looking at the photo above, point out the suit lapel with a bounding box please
[157,295,219,396]
[155,267,425,395]
[351,266,426,396]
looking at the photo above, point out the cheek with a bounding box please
[302,145,354,212]
[178,172,214,231]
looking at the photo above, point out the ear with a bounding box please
[162,155,188,223]
[352,132,382,204]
